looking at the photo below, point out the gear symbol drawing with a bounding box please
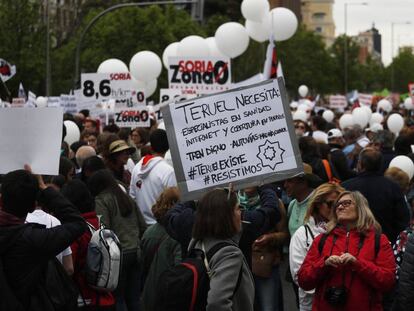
[256,140,285,170]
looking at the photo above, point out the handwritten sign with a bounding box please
[168,56,231,94]
[0,108,63,174]
[162,78,303,200]
[81,73,145,108]
[113,107,150,128]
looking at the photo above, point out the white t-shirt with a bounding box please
[26,209,72,263]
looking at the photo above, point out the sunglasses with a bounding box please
[334,199,353,209]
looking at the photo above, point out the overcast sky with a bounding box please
[333,0,413,65]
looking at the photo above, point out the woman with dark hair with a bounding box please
[189,188,254,311]
[141,187,182,311]
[88,169,147,311]
[81,155,105,183]
[61,179,115,310]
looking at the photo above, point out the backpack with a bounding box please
[85,222,122,292]
[318,231,381,258]
[155,242,243,311]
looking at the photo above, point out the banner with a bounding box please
[113,107,151,128]
[358,93,373,106]
[409,83,414,98]
[162,78,303,200]
[0,108,63,174]
[11,98,25,108]
[329,95,347,109]
[168,56,231,94]
[0,58,16,82]
[81,73,145,108]
[60,94,77,114]
[27,91,36,107]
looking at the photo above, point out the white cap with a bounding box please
[327,128,343,139]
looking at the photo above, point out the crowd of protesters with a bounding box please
[1,100,414,311]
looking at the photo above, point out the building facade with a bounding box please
[269,0,302,21]
[354,24,382,64]
[301,0,335,46]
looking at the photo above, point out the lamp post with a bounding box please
[344,2,367,95]
[391,21,411,91]
[73,0,200,90]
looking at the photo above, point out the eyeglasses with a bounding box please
[323,200,336,209]
[334,199,354,209]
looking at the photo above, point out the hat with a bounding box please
[109,140,135,155]
[327,128,343,139]
[299,163,323,188]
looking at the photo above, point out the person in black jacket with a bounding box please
[342,147,410,244]
[393,234,414,311]
[327,128,356,181]
[0,166,87,311]
[163,184,281,266]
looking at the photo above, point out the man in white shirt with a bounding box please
[130,129,177,225]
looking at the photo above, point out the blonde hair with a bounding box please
[385,167,410,193]
[326,191,381,234]
[304,183,345,223]
[151,187,180,223]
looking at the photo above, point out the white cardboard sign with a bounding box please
[113,107,151,128]
[168,56,231,94]
[0,108,63,175]
[162,78,303,200]
[81,73,145,108]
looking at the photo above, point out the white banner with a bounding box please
[329,95,347,109]
[60,94,77,114]
[168,56,231,94]
[358,93,373,106]
[113,107,150,128]
[0,108,63,174]
[81,73,145,108]
[11,98,25,108]
[162,78,303,200]
[47,96,61,108]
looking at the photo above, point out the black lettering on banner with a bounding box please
[115,112,122,122]
[83,79,111,98]
[214,61,229,85]
[99,80,111,96]
[83,80,94,97]
[137,91,145,102]
[170,65,180,83]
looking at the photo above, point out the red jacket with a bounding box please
[71,211,115,307]
[298,226,395,311]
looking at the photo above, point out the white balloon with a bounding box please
[339,114,354,130]
[97,59,128,73]
[35,96,48,108]
[352,107,369,128]
[368,123,383,133]
[377,99,392,113]
[129,51,162,82]
[131,79,157,98]
[215,22,250,58]
[177,35,210,57]
[297,103,310,112]
[387,113,404,134]
[241,0,269,22]
[323,110,335,123]
[290,101,298,109]
[293,110,308,122]
[205,37,226,58]
[361,105,372,121]
[270,8,298,41]
[245,15,271,43]
[370,112,384,126]
[298,85,308,98]
[389,155,414,180]
[63,120,80,146]
[404,97,414,110]
[162,42,179,69]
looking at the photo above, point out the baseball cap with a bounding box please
[327,128,343,140]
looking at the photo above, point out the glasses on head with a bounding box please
[334,199,353,209]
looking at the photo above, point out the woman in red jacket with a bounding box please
[297,191,395,311]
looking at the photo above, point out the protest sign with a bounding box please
[409,83,414,98]
[81,73,145,108]
[0,108,63,175]
[27,91,37,107]
[11,98,25,108]
[168,56,231,94]
[47,96,61,108]
[329,95,347,109]
[113,107,150,128]
[0,58,16,82]
[60,94,77,114]
[162,78,303,200]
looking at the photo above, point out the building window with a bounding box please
[315,27,323,33]
[312,12,326,21]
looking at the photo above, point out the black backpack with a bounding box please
[155,242,242,311]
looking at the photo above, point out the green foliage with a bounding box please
[384,48,414,93]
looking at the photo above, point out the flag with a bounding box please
[18,82,26,100]
[0,58,16,82]
[263,39,284,80]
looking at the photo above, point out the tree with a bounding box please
[0,0,46,98]
[385,48,414,93]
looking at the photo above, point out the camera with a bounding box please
[324,286,348,306]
